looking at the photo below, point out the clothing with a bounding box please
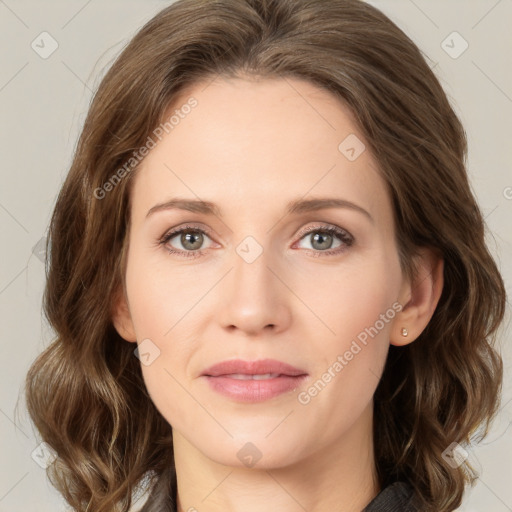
[136,476,419,511]
[363,480,419,512]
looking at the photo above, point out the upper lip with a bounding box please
[201,358,308,377]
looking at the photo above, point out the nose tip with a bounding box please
[217,250,292,336]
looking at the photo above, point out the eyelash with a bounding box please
[158,223,354,259]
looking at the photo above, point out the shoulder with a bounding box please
[363,480,420,512]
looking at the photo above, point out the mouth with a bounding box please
[200,359,309,402]
[201,358,307,378]
[219,373,284,380]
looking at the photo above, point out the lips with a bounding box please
[201,359,309,402]
[201,358,307,378]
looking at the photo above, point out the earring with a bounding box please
[401,328,408,337]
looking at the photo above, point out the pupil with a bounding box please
[182,231,203,250]
[312,232,332,250]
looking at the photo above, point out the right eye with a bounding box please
[159,225,215,258]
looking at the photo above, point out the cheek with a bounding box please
[124,245,190,339]
[124,248,203,418]
[295,255,400,413]
[296,251,401,347]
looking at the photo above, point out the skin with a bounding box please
[113,76,443,512]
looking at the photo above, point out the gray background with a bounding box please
[0,1,511,511]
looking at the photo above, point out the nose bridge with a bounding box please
[231,233,276,301]
[217,232,290,333]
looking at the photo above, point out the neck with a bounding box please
[173,401,380,512]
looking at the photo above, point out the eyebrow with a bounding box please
[146,197,373,223]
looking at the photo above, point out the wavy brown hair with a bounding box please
[24,0,506,511]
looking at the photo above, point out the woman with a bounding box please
[25,0,506,511]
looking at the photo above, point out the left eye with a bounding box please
[294,226,353,255]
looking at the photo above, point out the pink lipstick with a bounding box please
[201,358,309,402]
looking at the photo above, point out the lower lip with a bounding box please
[202,375,309,402]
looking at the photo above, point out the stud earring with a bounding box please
[401,327,408,337]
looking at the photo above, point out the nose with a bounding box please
[216,240,292,336]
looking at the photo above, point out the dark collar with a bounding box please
[165,478,418,512]
[362,481,418,512]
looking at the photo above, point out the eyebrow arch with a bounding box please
[146,196,373,223]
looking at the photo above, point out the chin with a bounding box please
[197,431,308,470]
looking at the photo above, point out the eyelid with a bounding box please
[159,222,214,243]
[294,223,353,243]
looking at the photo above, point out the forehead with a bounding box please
[129,76,391,227]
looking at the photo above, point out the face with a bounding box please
[115,76,409,469]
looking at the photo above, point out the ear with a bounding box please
[111,286,137,343]
[390,247,444,346]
